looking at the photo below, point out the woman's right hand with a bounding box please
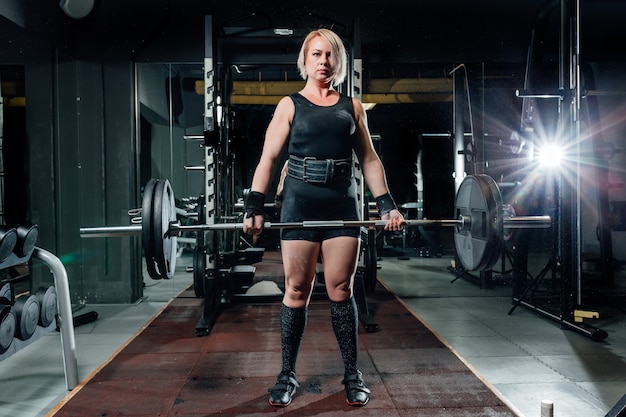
[382,209,404,231]
[243,213,265,236]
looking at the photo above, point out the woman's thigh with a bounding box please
[280,239,320,307]
[320,236,360,302]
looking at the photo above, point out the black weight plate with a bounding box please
[0,305,15,353]
[162,180,178,279]
[13,294,40,341]
[193,247,206,298]
[0,282,14,305]
[480,175,504,270]
[0,227,17,262]
[454,175,503,271]
[14,224,39,258]
[35,285,58,327]
[151,179,177,279]
[142,179,160,280]
[151,180,164,278]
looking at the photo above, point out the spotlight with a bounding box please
[537,143,564,168]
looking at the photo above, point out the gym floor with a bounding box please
[0,244,625,417]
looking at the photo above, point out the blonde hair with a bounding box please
[297,29,347,87]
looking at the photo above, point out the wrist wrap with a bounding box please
[244,191,265,218]
[375,193,397,216]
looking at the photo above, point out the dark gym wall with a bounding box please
[1,1,144,303]
[11,0,205,303]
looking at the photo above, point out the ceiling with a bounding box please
[2,0,625,110]
[3,0,625,66]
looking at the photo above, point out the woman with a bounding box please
[243,28,404,408]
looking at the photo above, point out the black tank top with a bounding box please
[280,93,361,241]
[287,93,357,160]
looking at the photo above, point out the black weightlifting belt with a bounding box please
[287,155,352,184]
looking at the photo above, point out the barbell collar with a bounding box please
[457,215,470,231]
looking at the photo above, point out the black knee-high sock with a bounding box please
[330,297,359,376]
[280,304,307,374]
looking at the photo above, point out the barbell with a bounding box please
[80,175,552,280]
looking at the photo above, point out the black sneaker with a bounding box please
[268,371,299,407]
[342,371,371,406]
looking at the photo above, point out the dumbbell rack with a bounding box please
[0,225,78,390]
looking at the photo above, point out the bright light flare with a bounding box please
[536,143,564,168]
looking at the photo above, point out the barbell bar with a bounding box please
[79,175,552,280]
[80,216,549,238]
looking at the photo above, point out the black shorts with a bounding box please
[280,175,361,242]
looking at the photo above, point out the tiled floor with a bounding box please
[376,254,626,417]
[0,251,625,417]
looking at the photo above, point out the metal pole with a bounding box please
[452,65,467,191]
[573,0,583,306]
[32,247,79,390]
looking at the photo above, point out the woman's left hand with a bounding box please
[382,209,404,231]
